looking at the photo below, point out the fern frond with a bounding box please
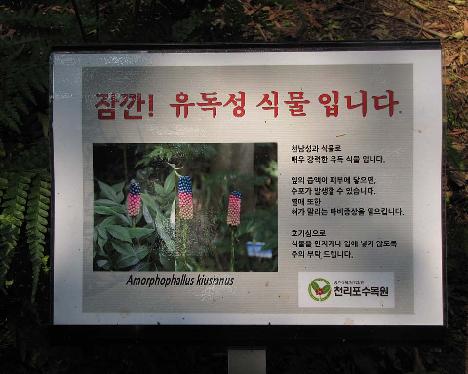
[13,142,49,171]
[0,111,20,133]
[26,173,50,302]
[0,175,7,188]
[11,96,29,115]
[0,4,84,136]
[0,175,8,206]
[0,172,32,291]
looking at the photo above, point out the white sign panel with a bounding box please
[51,45,443,326]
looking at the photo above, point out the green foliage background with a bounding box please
[0,0,466,373]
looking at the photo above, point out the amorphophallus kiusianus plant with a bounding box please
[177,175,193,220]
[127,179,141,217]
[227,191,241,226]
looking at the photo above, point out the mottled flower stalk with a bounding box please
[227,191,242,271]
[176,176,193,270]
[127,180,141,222]
[177,176,193,220]
[227,191,241,226]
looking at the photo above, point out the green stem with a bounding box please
[230,227,235,272]
[182,220,188,269]
[175,219,189,271]
[132,216,141,247]
[174,171,179,271]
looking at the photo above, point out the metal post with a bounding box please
[228,349,266,374]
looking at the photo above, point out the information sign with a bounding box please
[51,43,444,327]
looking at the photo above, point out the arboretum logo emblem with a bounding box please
[308,278,332,302]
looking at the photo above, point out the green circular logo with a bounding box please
[308,278,332,302]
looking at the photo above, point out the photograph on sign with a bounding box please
[92,142,278,273]
[51,46,443,326]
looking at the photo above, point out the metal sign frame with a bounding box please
[50,41,446,342]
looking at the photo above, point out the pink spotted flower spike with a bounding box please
[178,175,193,219]
[227,191,242,226]
[127,180,141,217]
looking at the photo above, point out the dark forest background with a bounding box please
[0,0,466,373]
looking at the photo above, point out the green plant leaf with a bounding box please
[95,199,122,207]
[170,199,176,230]
[95,205,117,216]
[323,284,331,294]
[112,181,125,194]
[111,240,133,255]
[154,214,175,253]
[159,251,174,270]
[164,170,176,193]
[128,227,154,239]
[98,180,119,202]
[116,191,124,203]
[135,245,150,260]
[142,205,153,224]
[141,192,162,215]
[115,213,130,226]
[96,225,108,240]
[106,225,131,243]
[136,262,152,271]
[96,259,110,270]
[154,183,166,197]
[97,235,107,249]
[95,204,126,215]
[310,281,320,291]
[99,216,117,227]
[96,244,106,257]
[117,245,149,268]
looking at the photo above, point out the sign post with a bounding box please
[51,42,444,338]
